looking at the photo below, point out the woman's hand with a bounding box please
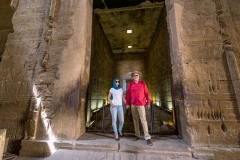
[111,102,115,108]
[108,92,114,107]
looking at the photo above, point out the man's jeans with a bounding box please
[131,105,151,140]
[110,105,124,136]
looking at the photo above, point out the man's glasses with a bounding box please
[134,75,139,77]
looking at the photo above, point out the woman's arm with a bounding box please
[108,92,115,107]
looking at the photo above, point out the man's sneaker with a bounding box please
[147,139,153,146]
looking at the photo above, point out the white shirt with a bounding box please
[109,88,123,105]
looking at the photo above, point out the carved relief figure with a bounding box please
[49,0,57,20]
[182,0,219,38]
[26,100,40,140]
[26,0,59,136]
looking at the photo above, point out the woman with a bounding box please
[108,78,126,141]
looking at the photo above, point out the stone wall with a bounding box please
[114,52,147,81]
[226,0,240,76]
[49,0,93,140]
[0,0,14,58]
[87,15,114,123]
[146,8,172,106]
[224,0,240,115]
[0,0,93,155]
[0,0,49,153]
[166,0,240,152]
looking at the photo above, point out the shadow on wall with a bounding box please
[0,0,15,60]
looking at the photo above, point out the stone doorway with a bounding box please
[87,0,176,136]
[0,0,239,158]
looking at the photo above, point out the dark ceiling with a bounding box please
[93,0,164,9]
[93,0,165,53]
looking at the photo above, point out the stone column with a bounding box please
[165,0,186,141]
[49,0,93,141]
[0,0,50,154]
[16,0,93,157]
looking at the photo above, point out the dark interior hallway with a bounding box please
[87,0,175,136]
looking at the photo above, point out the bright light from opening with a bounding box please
[127,30,132,33]
[128,46,132,48]
[47,140,56,153]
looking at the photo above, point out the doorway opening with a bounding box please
[86,0,176,135]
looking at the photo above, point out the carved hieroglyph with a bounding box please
[26,0,58,140]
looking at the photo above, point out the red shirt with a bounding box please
[126,81,151,106]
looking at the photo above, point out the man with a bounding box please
[126,71,153,146]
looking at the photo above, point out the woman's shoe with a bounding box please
[133,136,139,141]
[118,132,124,137]
[115,137,120,141]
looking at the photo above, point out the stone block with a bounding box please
[119,137,191,156]
[214,149,240,160]
[0,129,7,160]
[55,139,118,152]
[192,147,240,160]
[4,138,8,155]
[19,140,56,157]
[192,147,215,160]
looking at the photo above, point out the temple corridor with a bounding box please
[86,0,175,135]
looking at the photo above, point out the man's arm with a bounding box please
[143,82,151,108]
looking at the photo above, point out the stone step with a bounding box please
[16,150,196,160]
[56,139,118,152]
[18,133,195,159]
[119,137,191,157]
[56,133,192,157]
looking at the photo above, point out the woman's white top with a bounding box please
[109,88,123,105]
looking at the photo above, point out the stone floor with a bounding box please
[5,133,205,160]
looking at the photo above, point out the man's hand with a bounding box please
[126,105,130,109]
[147,105,150,109]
